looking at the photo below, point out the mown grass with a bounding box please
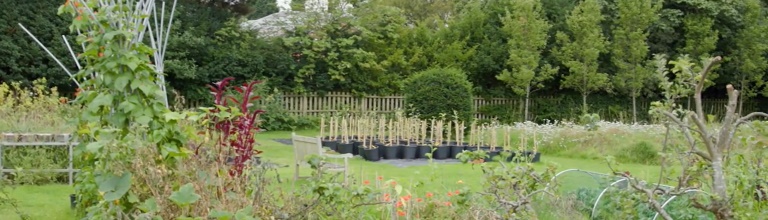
[1,129,663,219]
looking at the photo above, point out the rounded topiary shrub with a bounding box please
[403,68,474,121]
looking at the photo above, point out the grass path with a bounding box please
[0,130,662,219]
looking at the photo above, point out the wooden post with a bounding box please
[302,95,308,116]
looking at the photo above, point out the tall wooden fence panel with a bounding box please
[185,92,764,121]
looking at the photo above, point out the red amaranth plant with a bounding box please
[206,77,265,176]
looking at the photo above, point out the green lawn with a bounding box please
[0,130,662,219]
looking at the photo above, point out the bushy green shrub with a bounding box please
[258,91,317,131]
[403,68,474,121]
[616,141,659,165]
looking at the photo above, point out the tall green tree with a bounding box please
[497,0,556,121]
[731,0,768,113]
[553,0,609,113]
[680,14,719,60]
[610,0,661,123]
[679,13,719,109]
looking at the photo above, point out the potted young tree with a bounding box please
[486,122,501,161]
[450,118,466,158]
[351,114,364,156]
[336,116,354,154]
[416,119,432,159]
[522,130,542,163]
[402,117,418,159]
[320,115,338,152]
[362,117,380,161]
[502,126,518,162]
[432,116,450,159]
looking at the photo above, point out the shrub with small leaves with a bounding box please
[403,68,474,122]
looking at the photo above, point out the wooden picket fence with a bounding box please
[186,92,764,121]
[274,92,521,119]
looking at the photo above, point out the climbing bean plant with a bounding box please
[58,0,192,218]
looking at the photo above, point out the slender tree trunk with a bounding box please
[524,85,531,122]
[738,80,745,115]
[582,93,588,114]
[631,90,637,124]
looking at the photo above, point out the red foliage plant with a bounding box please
[205,77,265,177]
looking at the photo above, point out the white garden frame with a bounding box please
[546,168,708,219]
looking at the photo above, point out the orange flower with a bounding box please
[447,192,453,197]
[443,201,452,206]
[416,198,423,202]
[426,192,433,198]
[396,201,403,208]
[383,193,390,202]
[390,181,397,187]
[98,52,104,57]
[397,210,406,217]
[363,180,370,185]
[76,15,82,21]
[455,190,460,195]
[377,176,383,181]
[401,195,411,201]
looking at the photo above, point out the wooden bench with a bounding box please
[291,133,352,185]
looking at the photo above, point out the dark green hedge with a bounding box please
[403,68,474,121]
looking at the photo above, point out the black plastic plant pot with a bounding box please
[433,145,450,160]
[417,145,432,159]
[402,144,417,159]
[363,148,380,161]
[352,140,364,155]
[503,151,519,162]
[450,145,465,158]
[396,144,406,159]
[382,145,399,159]
[337,142,354,154]
[70,194,76,209]
[525,151,542,163]
[322,140,338,152]
[358,145,367,158]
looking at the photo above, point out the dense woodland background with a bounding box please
[2,0,767,122]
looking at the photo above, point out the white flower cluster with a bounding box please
[495,120,665,149]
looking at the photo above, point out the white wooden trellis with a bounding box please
[18,0,179,108]
[0,133,79,185]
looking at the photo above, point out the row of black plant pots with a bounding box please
[320,137,541,163]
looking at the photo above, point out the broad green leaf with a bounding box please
[169,183,200,206]
[88,93,114,112]
[98,172,132,201]
[126,59,139,71]
[127,192,139,203]
[208,210,234,220]
[85,142,104,153]
[395,184,403,195]
[138,197,159,213]
[136,115,152,126]
[164,112,185,122]
[114,73,132,91]
[235,206,258,220]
